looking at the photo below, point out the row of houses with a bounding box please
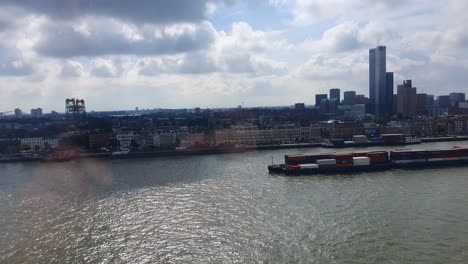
[215,125,322,145]
[19,138,59,151]
[12,117,468,152]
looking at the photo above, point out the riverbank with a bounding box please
[1,136,468,163]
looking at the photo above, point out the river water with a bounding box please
[1,141,468,263]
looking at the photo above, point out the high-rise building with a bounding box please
[315,94,327,106]
[319,98,329,114]
[329,88,340,102]
[426,95,434,108]
[30,109,37,118]
[449,93,466,103]
[343,91,356,105]
[14,108,22,118]
[385,72,394,116]
[438,95,451,108]
[416,93,427,115]
[30,108,43,118]
[294,103,305,110]
[369,45,393,117]
[396,80,417,117]
[354,95,368,105]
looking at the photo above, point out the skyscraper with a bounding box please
[449,93,466,103]
[438,95,451,108]
[369,45,393,117]
[14,108,22,118]
[416,93,428,115]
[315,94,327,106]
[385,72,394,117]
[396,80,417,117]
[343,91,356,105]
[329,88,340,102]
[426,95,434,108]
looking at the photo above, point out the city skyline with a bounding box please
[0,1,468,111]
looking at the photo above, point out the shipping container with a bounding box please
[352,151,371,157]
[366,151,389,163]
[285,154,333,164]
[333,153,353,166]
[317,159,336,167]
[352,157,371,166]
[300,163,319,169]
[459,148,468,157]
[390,150,428,160]
[427,149,459,158]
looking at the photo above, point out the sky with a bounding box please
[0,0,467,112]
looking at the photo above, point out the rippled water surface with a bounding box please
[2,141,468,263]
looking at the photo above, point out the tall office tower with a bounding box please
[385,72,394,116]
[396,80,417,117]
[416,93,428,115]
[30,109,37,118]
[329,88,340,102]
[315,94,327,106]
[426,95,434,108]
[343,91,356,105]
[369,45,393,117]
[449,93,466,103]
[438,95,451,108]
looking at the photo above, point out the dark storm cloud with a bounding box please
[0,0,223,24]
[35,21,216,57]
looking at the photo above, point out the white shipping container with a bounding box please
[300,163,319,169]
[352,157,370,166]
[317,159,336,165]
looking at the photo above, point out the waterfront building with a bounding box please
[20,137,58,151]
[179,133,205,148]
[116,131,137,149]
[215,125,322,146]
[319,121,365,140]
[88,133,112,150]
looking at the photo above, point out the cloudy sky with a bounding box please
[1,0,467,112]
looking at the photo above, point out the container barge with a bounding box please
[268,145,468,175]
